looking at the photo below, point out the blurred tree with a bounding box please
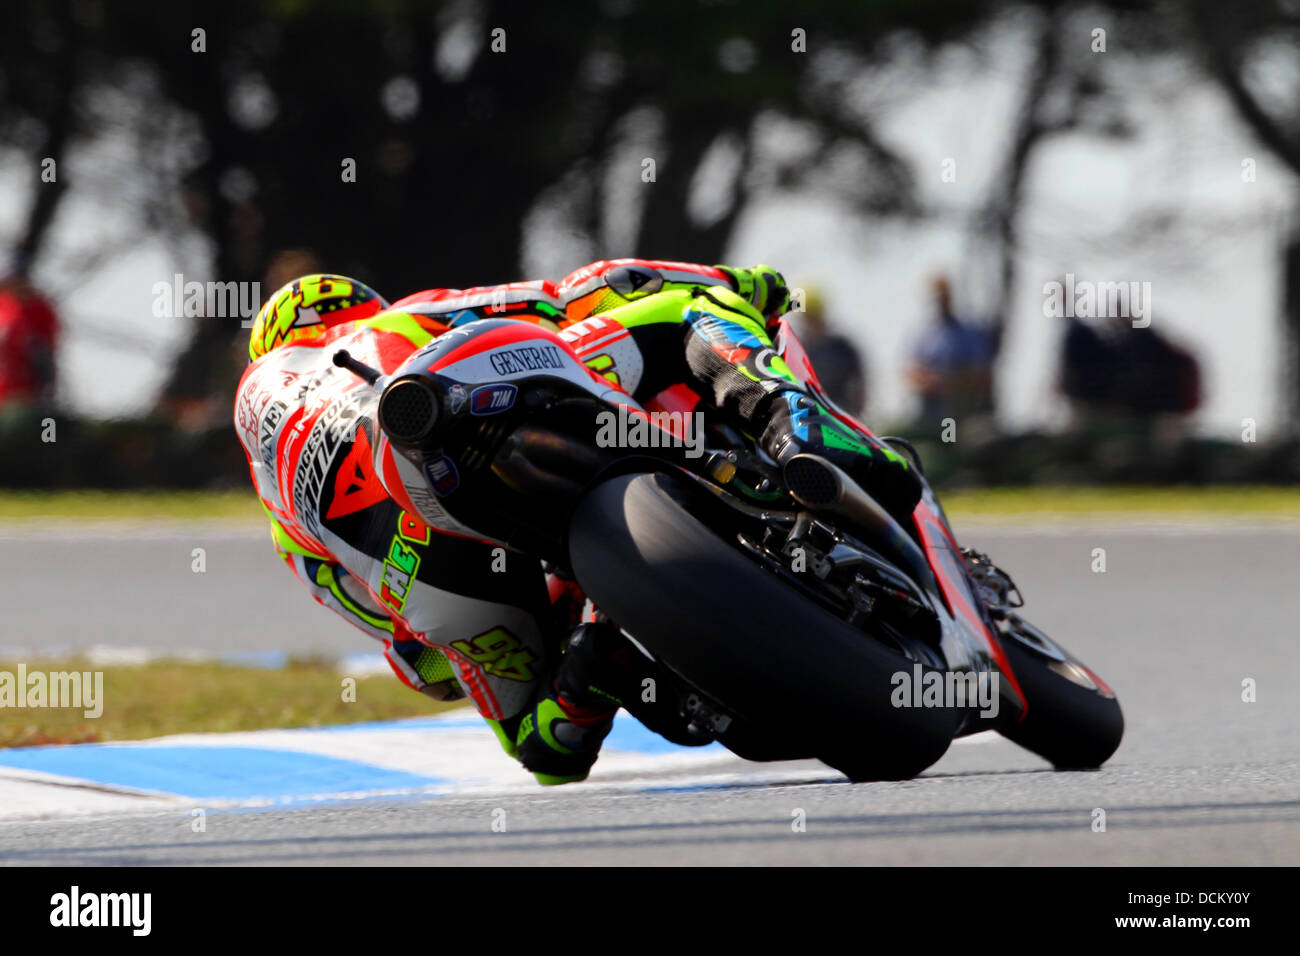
[0,2,86,266]
[2,0,1017,409]
[1186,0,1300,425]
[13,0,1292,420]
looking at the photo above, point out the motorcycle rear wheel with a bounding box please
[568,472,961,782]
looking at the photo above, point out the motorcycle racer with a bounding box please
[237,273,579,775]
[235,261,923,785]
[390,260,923,520]
[554,259,921,518]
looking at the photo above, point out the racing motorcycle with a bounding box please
[336,315,1124,782]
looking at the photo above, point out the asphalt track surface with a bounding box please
[1,519,1297,865]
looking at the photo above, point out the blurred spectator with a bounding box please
[1061,312,1115,408]
[1057,286,1200,428]
[796,286,868,415]
[906,274,998,426]
[1112,316,1200,417]
[0,252,60,415]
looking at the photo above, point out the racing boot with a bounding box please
[515,623,620,785]
[761,390,924,526]
[961,547,1024,620]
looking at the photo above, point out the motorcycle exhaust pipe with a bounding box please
[334,347,440,446]
[783,453,939,598]
[378,376,442,446]
[335,347,442,447]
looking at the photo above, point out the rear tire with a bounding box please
[568,472,960,782]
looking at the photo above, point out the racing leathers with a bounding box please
[547,260,921,520]
[236,279,569,767]
[234,261,921,785]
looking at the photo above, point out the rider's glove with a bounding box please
[718,264,790,320]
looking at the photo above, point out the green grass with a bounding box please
[939,485,1300,519]
[0,658,463,748]
[0,491,264,522]
[1,486,1297,523]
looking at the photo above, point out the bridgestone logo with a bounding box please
[487,345,564,376]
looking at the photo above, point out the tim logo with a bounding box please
[470,384,517,416]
